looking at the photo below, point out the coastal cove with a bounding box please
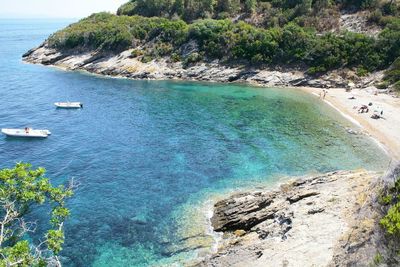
[0,19,393,267]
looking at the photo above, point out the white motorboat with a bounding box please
[54,102,83,109]
[1,128,51,138]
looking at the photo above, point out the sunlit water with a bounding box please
[0,19,389,266]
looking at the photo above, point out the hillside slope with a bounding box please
[23,0,400,90]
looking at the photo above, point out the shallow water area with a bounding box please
[0,19,390,266]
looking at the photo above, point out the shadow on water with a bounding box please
[2,136,48,142]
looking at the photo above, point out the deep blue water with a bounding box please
[0,19,389,266]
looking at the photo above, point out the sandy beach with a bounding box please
[300,87,400,161]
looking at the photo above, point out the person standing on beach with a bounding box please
[323,90,327,99]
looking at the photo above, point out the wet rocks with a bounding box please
[211,191,276,232]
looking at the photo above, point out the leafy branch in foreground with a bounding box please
[0,163,75,266]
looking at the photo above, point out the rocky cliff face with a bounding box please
[23,44,385,90]
[339,11,382,37]
[196,170,385,267]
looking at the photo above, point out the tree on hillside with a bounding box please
[216,0,241,15]
[297,0,313,15]
[245,0,257,14]
[203,0,217,17]
[173,0,185,16]
[0,163,75,266]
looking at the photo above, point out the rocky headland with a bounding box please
[195,170,390,267]
[22,44,386,91]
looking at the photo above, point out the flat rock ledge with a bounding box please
[196,170,384,267]
[23,45,384,90]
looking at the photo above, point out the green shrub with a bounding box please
[380,176,400,236]
[171,52,181,62]
[386,69,400,83]
[357,66,369,77]
[382,2,399,16]
[372,252,383,265]
[378,19,400,65]
[141,55,153,63]
[383,57,400,90]
[117,1,137,16]
[381,202,400,236]
[368,9,382,24]
[307,66,326,74]
[217,12,231,19]
[375,81,390,89]
[184,52,202,66]
[153,42,173,57]
[131,49,144,58]
[394,80,400,91]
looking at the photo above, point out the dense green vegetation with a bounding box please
[0,163,73,266]
[383,57,400,91]
[116,0,399,28]
[48,13,188,52]
[48,12,400,72]
[46,0,400,87]
[380,175,400,237]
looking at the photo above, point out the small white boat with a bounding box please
[1,128,51,138]
[54,102,83,109]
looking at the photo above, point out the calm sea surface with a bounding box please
[0,19,389,266]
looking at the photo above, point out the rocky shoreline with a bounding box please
[23,44,385,90]
[194,170,387,267]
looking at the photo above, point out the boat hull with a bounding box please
[1,129,51,138]
[54,102,83,109]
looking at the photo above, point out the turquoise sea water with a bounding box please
[0,19,389,266]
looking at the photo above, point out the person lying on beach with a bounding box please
[371,107,384,119]
[358,105,369,113]
[371,112,382,119]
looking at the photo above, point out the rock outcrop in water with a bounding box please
[196,170,387,267]
[23,44,385,90]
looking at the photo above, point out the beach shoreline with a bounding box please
[24,50,400,162]
[298,87,400,161]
